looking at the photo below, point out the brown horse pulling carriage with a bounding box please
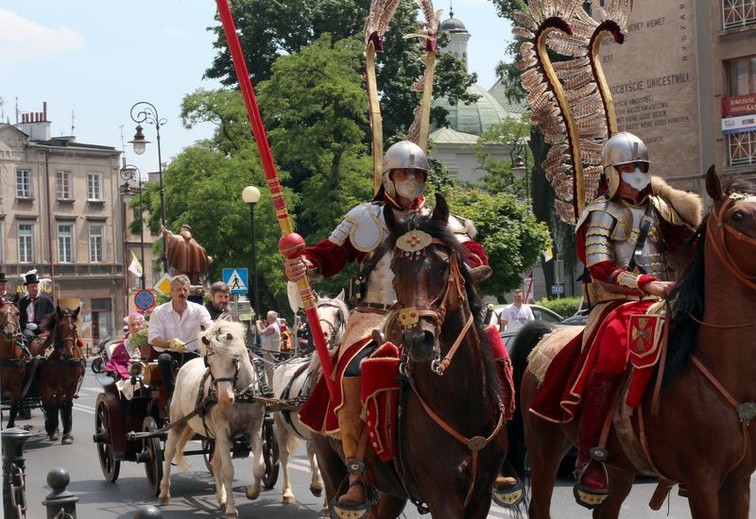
[509,168,756,519]
[0,304,86,444]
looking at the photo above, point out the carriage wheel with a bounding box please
[94,394,120,482]
[261,415,279,489]
[202,439,215,475]
[142,416,164,497]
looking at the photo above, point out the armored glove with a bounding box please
[169,338,186,353]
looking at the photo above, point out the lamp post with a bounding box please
[512,140,530,213]
[120,164,146,290]
[242,186,261,343]
[129,101,168,273]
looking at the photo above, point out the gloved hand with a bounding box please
[169,338,186,353]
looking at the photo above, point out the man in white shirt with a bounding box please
[149,275,213,400]
[499,289,535,331]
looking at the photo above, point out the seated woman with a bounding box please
[105,312,147,397]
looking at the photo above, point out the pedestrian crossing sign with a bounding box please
[223,268,249,294]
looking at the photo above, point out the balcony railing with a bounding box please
[728,131,756,167]
[722,0,756,30]
[3,263,125,279]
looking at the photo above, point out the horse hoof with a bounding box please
[61,434,74,445]
[246,486,261,500]
[283,494,295,504]
[159,495,170,505]
[310,484,323,497]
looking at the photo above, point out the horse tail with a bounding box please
[505,321,554,479]
[173,426,195,471]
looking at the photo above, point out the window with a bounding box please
[722,0,756,30]
[18,223,34,263]
[726,55,756,96]
[728,131,756,167]
[16,169,31,198]
[87,172,103,201]
[56,171,73,200]
[89,223,104,262]
[58,223,74,263]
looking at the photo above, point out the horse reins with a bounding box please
[396,240,505,509]
[707,194,756,291]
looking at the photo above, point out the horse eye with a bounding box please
[731,211,745,223]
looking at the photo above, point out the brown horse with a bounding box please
[0,300,28,428]
[30,306,86,444]
[511,167,756,518]
[315,195,508,518]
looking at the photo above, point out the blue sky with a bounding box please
[1,1,512,178]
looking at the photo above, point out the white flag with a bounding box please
[128,252,143,277]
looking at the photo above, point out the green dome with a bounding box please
[440,17,467,32]
[432,84,514,135]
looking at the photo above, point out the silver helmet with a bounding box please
[602,132,651,197]
[382,141,429,200]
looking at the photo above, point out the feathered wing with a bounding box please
[406,1,442,151]
[365,0,402,194]
[516,0,633,223]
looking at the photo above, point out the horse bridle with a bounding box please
[203,331,241,387]
[396,239,473,376]
[708,192,756,292]
[316,300,347,350]
[0,305,21,342]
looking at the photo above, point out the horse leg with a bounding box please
[245,412,266,501]
[524,418,565,519]
[313,434,346,515]
[306,439,324,498]
[60,394,75,444]
[212,433,237,517]
[594,468,634,519]
[370,494,407,519]
[274,413,296,504]
[6,400,19,429]
[718,468,751,519]
[158,423,188,504]
[685,481,722,519]
[41,393,60,441]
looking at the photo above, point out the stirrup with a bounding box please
[573,453,610,510]
[492,477,525,508]
[331,480,370,519]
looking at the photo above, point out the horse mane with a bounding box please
[201,320,247,354]
[388,211,503,403]
[664,177,756,388]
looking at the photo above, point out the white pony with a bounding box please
[272,293,349,507]
[158,320,266,518]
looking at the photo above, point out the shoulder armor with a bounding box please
[651,195,692,227]
[329,203,386,252]
[448,214,477,242]
[579,200,634,241]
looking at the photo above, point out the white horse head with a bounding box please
[199,320,254,407]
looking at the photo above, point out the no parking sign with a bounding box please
[134,289,156,311]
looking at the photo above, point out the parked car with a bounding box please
[492,304,564,327]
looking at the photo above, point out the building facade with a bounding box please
[0,103,155,347]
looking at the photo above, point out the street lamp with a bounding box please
[129,101,168,273]
[512,141,530,213]
[120,164,146,290]
[242,185,261,343]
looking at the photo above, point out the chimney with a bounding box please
[16,102,52,141]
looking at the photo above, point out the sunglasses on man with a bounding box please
[614,161,650,174]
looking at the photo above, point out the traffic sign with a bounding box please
[134,290,156,311]
[223,268,249,294]
[551,283,565,295]
[153,273,172,296]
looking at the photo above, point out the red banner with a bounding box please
[722,93,756,118]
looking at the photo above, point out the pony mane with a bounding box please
[664,177,756,388]
[388,212,503,403]
[201,320,247,354]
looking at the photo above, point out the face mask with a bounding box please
[621,168,650,191]
[395,177,425,200]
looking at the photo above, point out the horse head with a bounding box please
[51,306,80,359]
[315,291,349,352]
[389,194,481,366]
[200,320,252,407]
[0,301,21,341]
[705,166,756,282]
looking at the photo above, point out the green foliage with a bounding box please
[535,296,581,318]
[445,189,550,295]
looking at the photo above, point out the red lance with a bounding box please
[216,0,336,399]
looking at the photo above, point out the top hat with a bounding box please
[0,273,7,283]
[24,273,40,285]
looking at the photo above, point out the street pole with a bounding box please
[121,164,146,290]
[129,101,168,274]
